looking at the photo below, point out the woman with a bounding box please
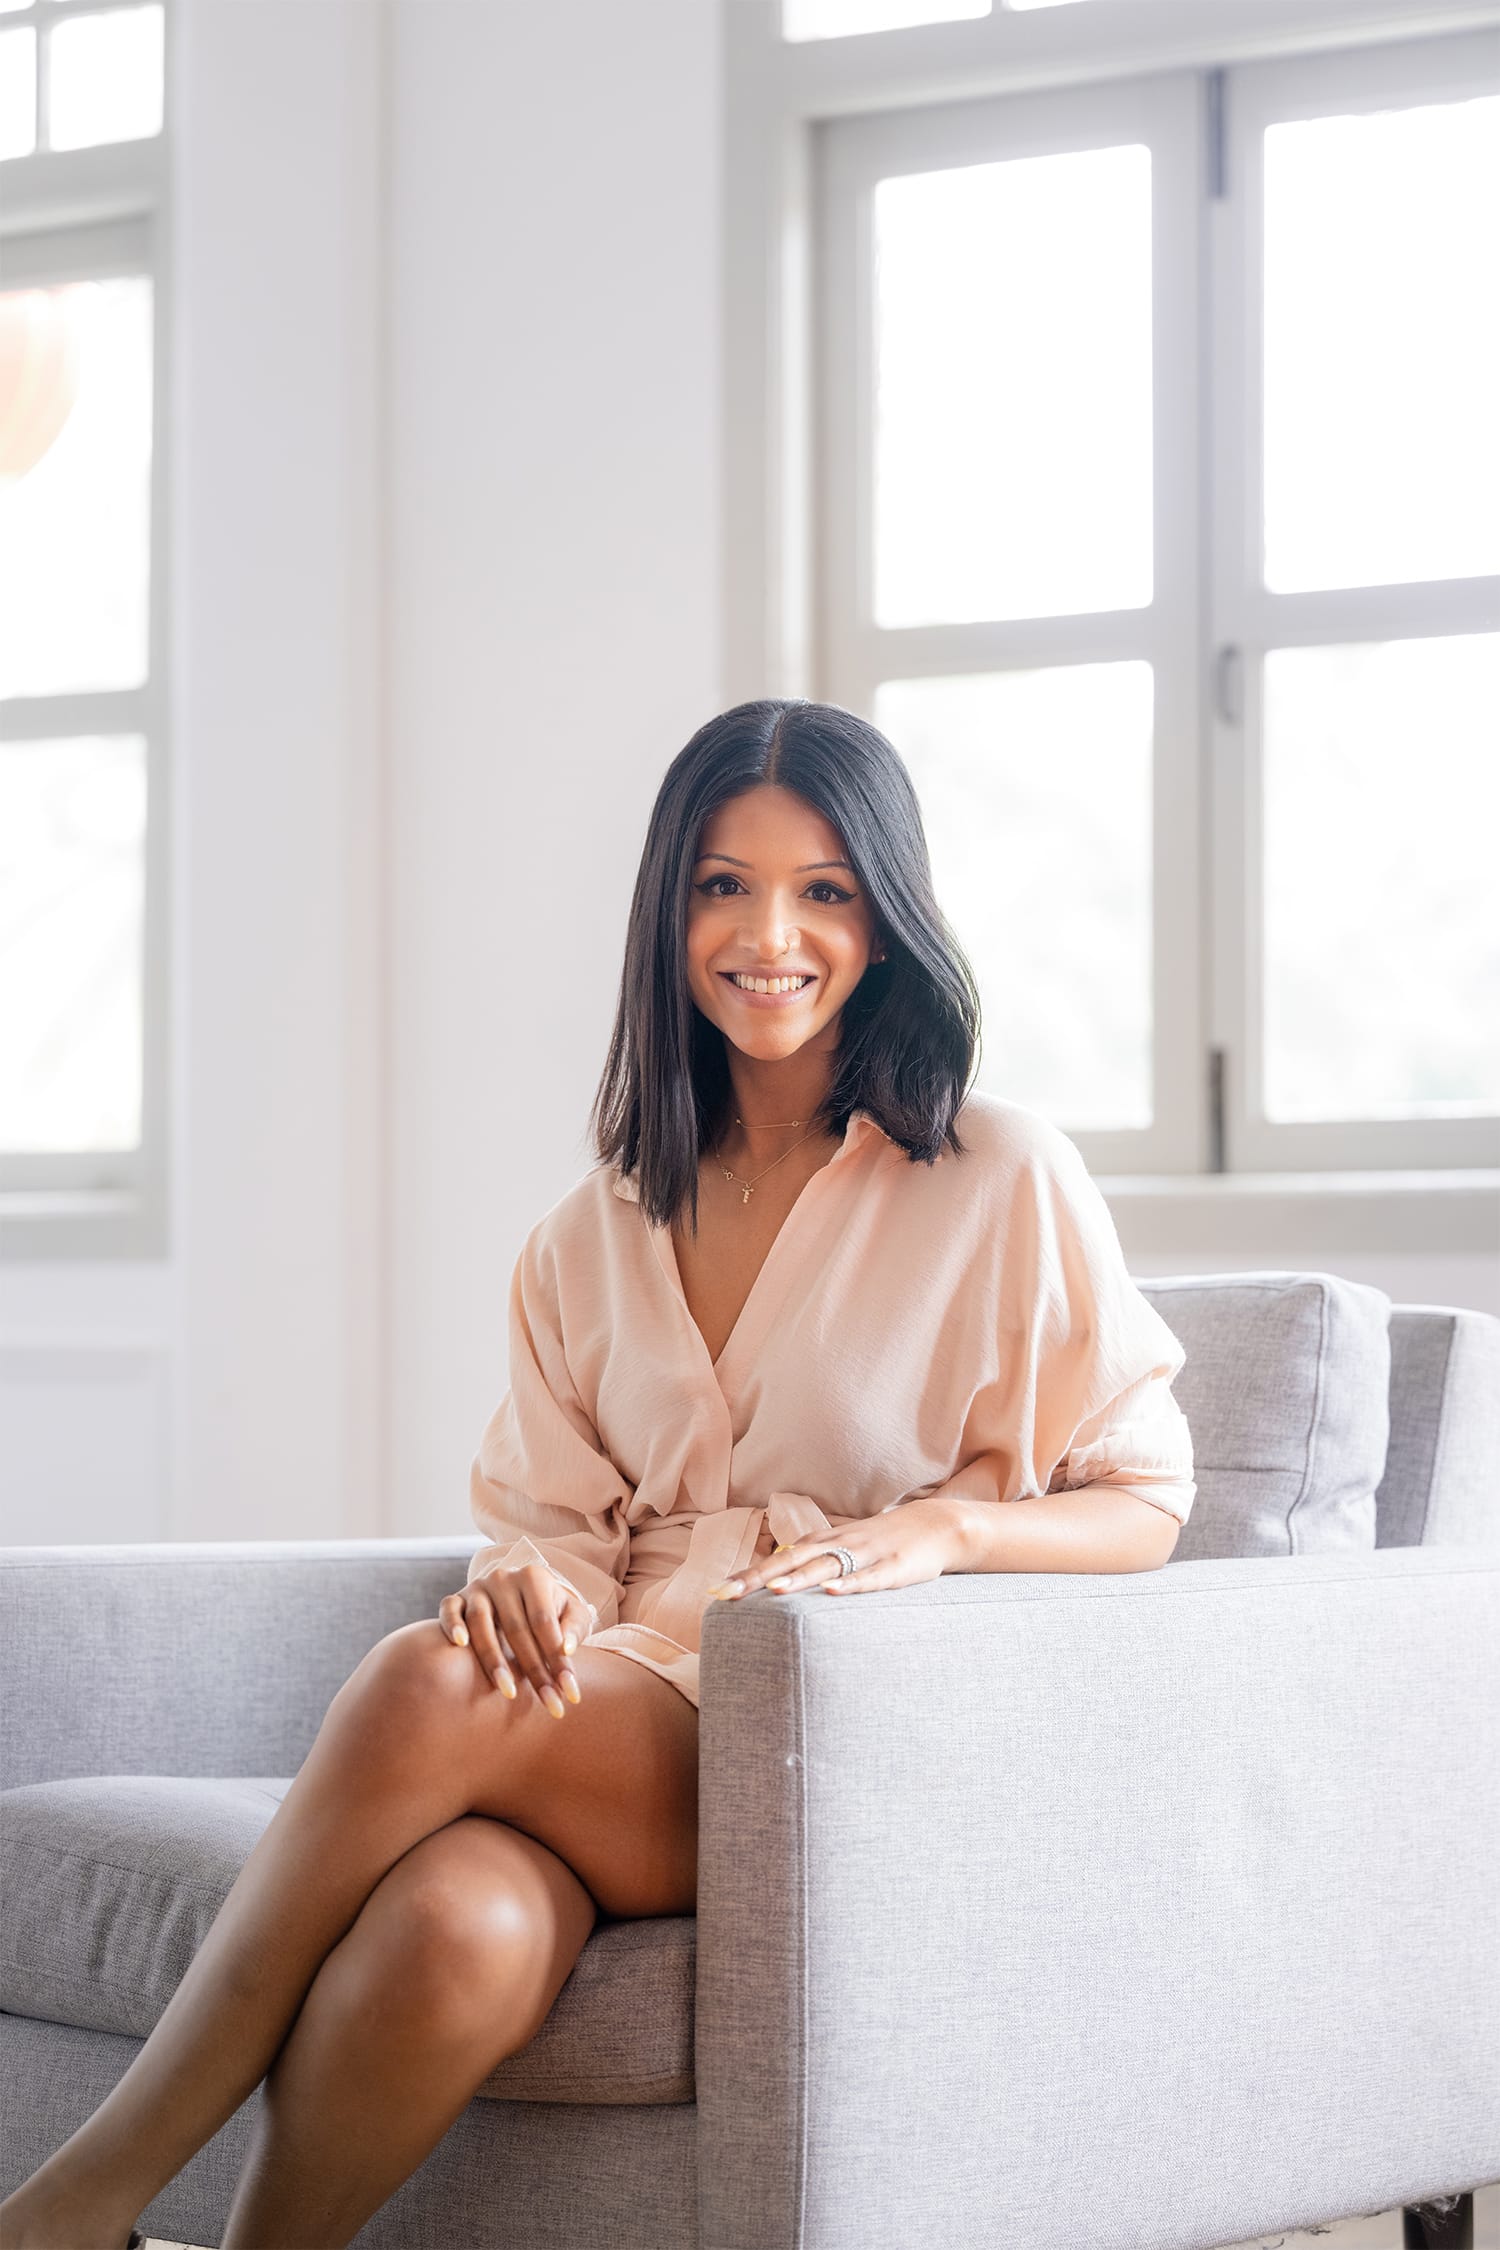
[1,698,1194,2250]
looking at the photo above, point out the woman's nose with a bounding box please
[741,910,799,952]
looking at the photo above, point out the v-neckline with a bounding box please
[653,1109,878,1381]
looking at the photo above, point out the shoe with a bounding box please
[126,2233,144,2249]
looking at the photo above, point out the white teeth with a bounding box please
[730,972,811,994]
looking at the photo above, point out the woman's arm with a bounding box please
[934,1481,1182,1576]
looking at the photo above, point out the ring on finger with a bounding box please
[769,1549,854,1590]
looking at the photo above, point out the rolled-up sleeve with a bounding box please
[1027,1128,1196,1524]
[952,1116,1197,1526]
[467,1224,633,1632]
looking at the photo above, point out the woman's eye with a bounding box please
[695,877,853,905]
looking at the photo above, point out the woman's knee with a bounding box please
[335,1819,595,2044]
[335,1616,487,1730]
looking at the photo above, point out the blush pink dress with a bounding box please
[466,1090,1196,1711]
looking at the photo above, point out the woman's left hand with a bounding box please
[707,1498,966,1602]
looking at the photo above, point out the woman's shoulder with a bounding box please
[515,1157,636,1275]
[949,1088,1088,1186]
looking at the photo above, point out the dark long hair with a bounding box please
[589,698,983,1233]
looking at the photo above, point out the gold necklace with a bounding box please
[712,1113,818,1206]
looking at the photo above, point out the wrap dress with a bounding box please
[466,1089,1196,1710]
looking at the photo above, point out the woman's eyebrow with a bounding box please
[695,853,854,873]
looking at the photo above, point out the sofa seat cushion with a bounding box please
[1137,1271,1391,1560]
[0,1775,695,2106]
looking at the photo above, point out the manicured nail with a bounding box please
[453,1627,468,1646]
[563,1634,577,1654]
[768,1578,789,1591]
[543,1686,565,1719]
[559,1668,581,1704]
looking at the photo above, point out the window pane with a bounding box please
[0,275,153,696]
[47,3,163,150]
[0,736,147,1155]
[1262,636,1500,1122]
[874,145,1152,626]
[0,25,36,158]
[875,663,1153,1130]
[784,0,987,37]
[1264,97,1500,592]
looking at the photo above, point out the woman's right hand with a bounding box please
[438,1563,588,1717]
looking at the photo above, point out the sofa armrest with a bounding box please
[695,1549,1500,2250]
[0,1537,481,1788]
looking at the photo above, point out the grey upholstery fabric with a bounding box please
[696,1546,1500,2250]
[3,1286,1499,2250]
[1376,1307,1500,1548]
[0,2013,701,2250]
[1137,1271,1390,1558]
[0,1775,694,2105]
[0,1537,482,1792]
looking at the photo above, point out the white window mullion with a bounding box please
[1251,579,1500,652]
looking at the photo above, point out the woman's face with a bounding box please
[684,784,885,1060]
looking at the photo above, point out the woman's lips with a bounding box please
[718,972,817,1007]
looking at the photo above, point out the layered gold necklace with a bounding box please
[711,1114,820,1206]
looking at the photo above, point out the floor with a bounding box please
[141,2182,1500,2250]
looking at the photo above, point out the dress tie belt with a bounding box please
[648,1493,843,1651]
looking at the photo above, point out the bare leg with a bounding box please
[219,1816,598,2250]
[0,1624,697,2250]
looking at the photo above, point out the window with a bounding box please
[0,0,169,1251]
[728,0,1500,1178]
[818,73,1198,1169]
[1211,39,1498,1174]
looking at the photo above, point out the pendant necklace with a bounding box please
[713,1115,818,1206]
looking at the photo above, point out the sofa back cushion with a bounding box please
[1136,1271,1390,1561]
[1376,1306,1500,1549]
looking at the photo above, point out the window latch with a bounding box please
[1213,644,1243,729]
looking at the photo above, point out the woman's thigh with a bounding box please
[469,1644,700,1920]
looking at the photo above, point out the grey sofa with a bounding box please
[2,1271,1497,2250]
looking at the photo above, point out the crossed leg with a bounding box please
[0,1620,699,2250]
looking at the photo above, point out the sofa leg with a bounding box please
[1402,2193,1473,2250]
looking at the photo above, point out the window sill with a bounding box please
[1096,1168,1499,1260]
[0,1189,165,1262]
[4,1171,1493,1264]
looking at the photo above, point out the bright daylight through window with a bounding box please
[0,1,165,1189]
[802,23,1499,1169]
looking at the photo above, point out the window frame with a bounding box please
[0,4,171,1259]
[1209,28,1500,1173]
[724,0,1500,1216]
[818,69,1204,1176]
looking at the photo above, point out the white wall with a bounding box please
[384,0,725,1532]
[170,0,386,1542]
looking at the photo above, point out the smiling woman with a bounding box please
[456,697,1196,1714]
